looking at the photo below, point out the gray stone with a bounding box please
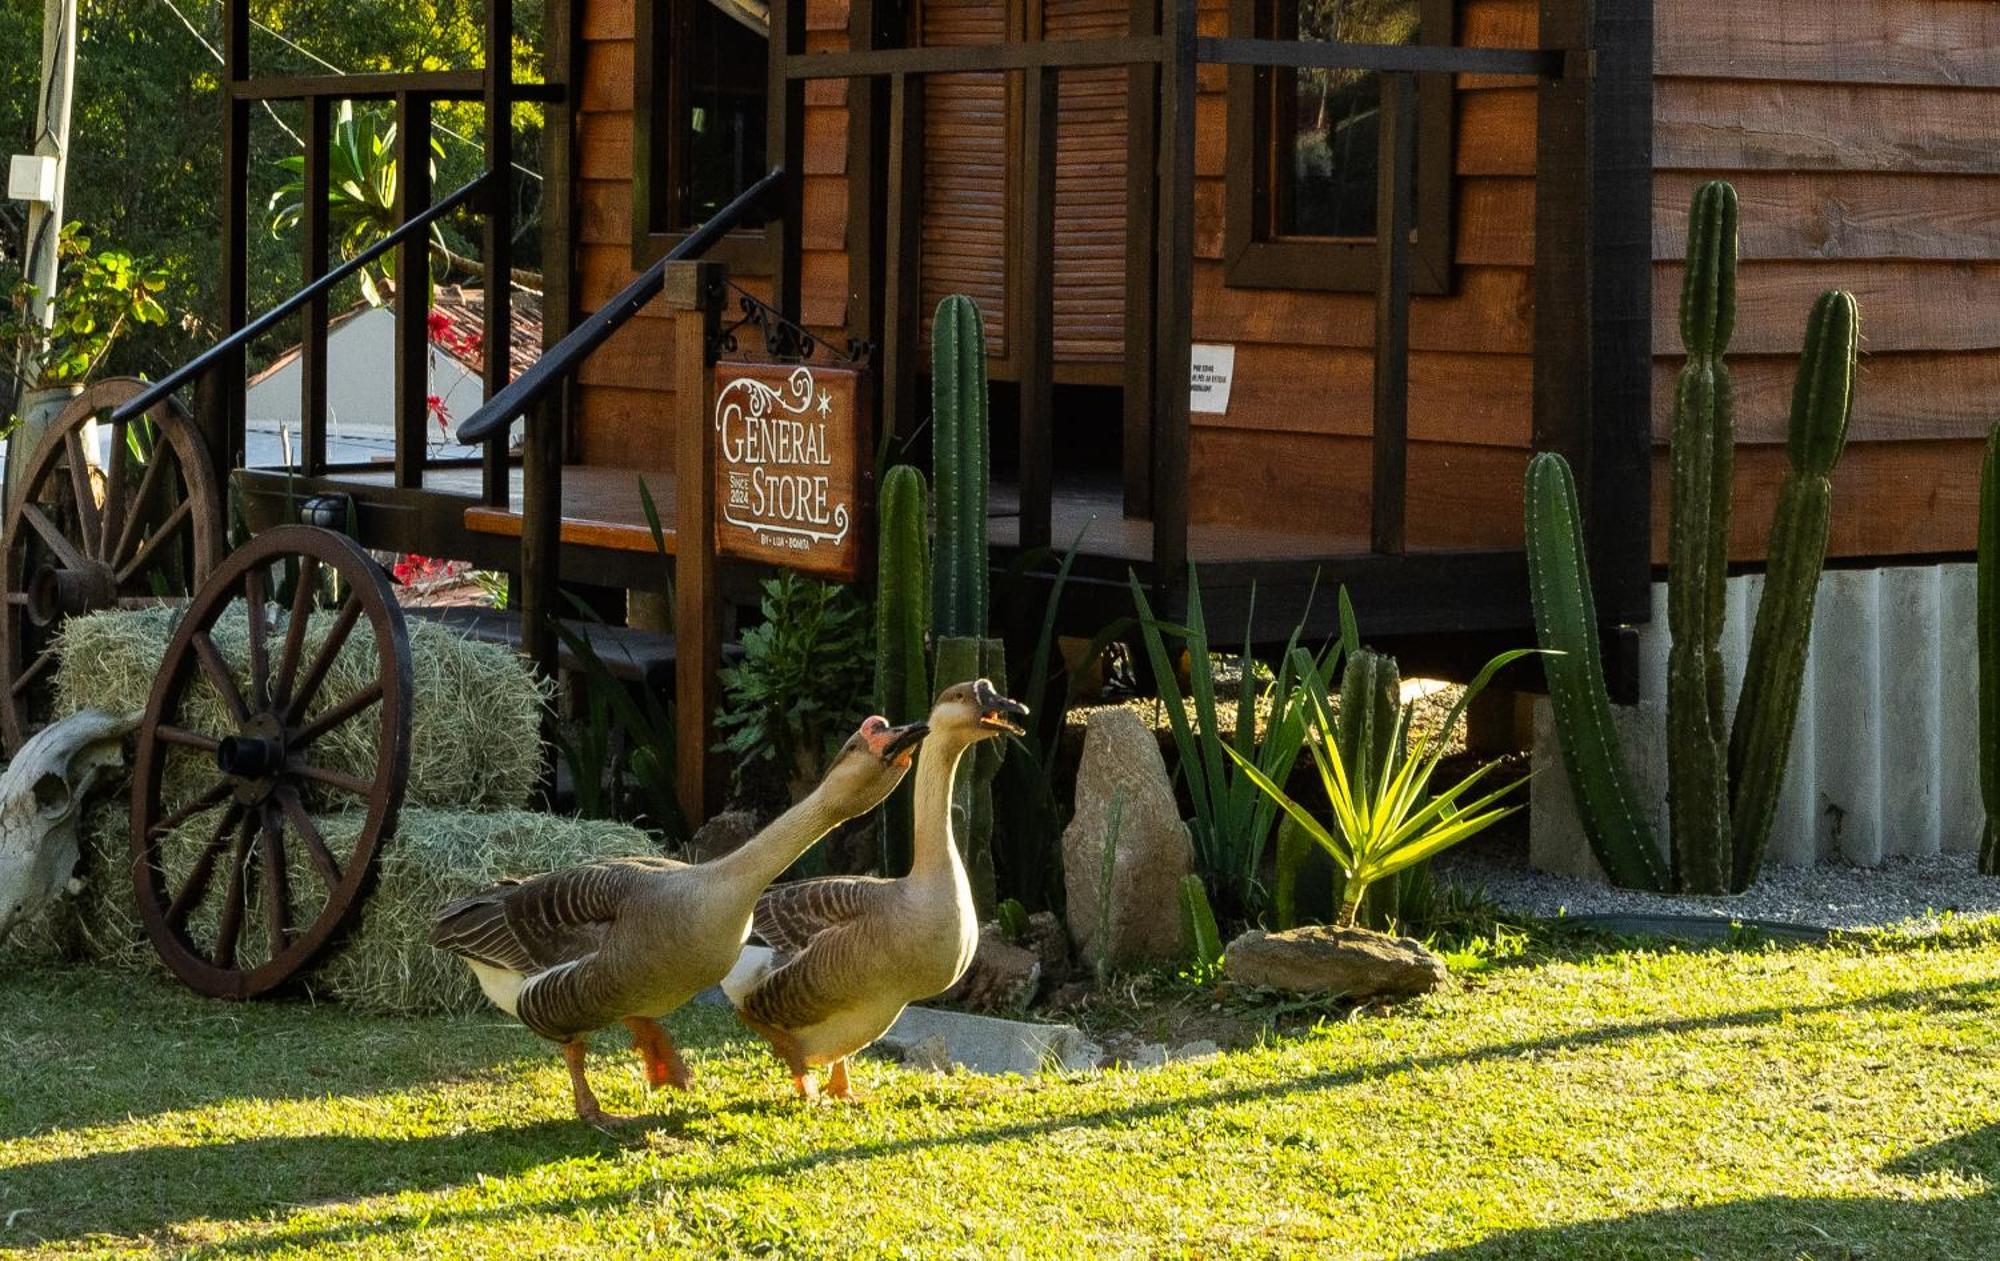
[1061,708,1195,969]
[1223,925,1447,998]
[940,928,1042,1013]
[901,1033,952,1073]
[873,1006,1101,1076]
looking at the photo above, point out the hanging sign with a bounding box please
[711,362,871,579]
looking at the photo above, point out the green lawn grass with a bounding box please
[3,921,1998,1259]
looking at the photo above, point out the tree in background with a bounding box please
[0,0,546,383]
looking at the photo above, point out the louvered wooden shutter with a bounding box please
[1043,0,1129,361]
[920,0,1010,358]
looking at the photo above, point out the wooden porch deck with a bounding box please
[305,462,1380,567]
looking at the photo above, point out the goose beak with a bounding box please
[882,721,929,763]
[971,678,1030,737]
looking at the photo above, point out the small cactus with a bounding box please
[1726,289,1858,889]
[873,464,931,873]
[1980,423,2000,876]
[1524,452,1668,891]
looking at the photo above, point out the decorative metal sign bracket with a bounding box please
[713,283,874,367]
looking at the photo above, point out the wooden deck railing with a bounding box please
[782,7,1591,584]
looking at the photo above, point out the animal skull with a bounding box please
[0,709,140,943]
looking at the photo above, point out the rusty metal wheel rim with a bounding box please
[129,525,413,999]
[0,378,222,754]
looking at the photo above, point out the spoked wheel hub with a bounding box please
[130,526,413,999]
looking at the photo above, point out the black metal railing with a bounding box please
[111,172,493,426]
[454,166,787,447]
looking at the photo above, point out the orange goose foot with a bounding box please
[823,1058,868,1104]
[623,1016,693,1091]
[563,1038,639,1128]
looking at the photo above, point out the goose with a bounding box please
[722,679,1028,1101]
[430,715,928,1125]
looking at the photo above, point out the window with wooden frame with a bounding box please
[632,0,773,271]
[1225,0,1454,293]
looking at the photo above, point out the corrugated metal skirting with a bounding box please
[1531,562,1984,873]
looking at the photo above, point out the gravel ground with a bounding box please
[1438,837,2000,932]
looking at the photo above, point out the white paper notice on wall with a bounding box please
[1189,344,1236,415]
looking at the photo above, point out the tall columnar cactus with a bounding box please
[1725,290,1858,889]
[1524,452,1670,891]
[1528,180,1858,895]
[874,464,931,873]
[931,294,990,640]
[929,295,1003,913]
[1666,179,1739,896]
[1980,423,2000,877]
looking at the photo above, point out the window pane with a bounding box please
[1273,0,1420,239]
[683,0,769,224]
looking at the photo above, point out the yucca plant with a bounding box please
[1227,648,1534,927]
[1129,567,1338,923]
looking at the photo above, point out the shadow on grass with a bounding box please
[26,974,1979,1256]
[1407,1124,2000,1260]
[0,1119,624,1249]
[0,967,547,1144]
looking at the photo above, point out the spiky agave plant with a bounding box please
[1227,649,1535,927]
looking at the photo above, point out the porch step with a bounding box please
[409,605,678,691]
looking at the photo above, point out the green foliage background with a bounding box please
[0,0,546,385]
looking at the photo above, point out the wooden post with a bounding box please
[1370,72,1414,557]
[481,0,515,506]
[666,260,725,824]
[1122,4,1161,518]
[213,0,251,486]
[767,0,806,324]
[881,73,924,445]
[300,96,331,477]
[1018,64,1058,552]
[1533,3,1592,480]
[393,91,433,490]
[1150,0,1197,583]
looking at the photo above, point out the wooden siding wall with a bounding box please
[574,0,851,473]
[1185,0,1541,549]
[1652,0,1992,562]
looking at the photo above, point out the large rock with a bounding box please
[1223,925,1447,998]
[1061,708,1195,969]
[940,927,1043,1013]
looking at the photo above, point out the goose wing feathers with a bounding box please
[430,855,683,972]
[752,876,894,955]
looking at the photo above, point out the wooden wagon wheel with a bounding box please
[130,525,413,999]
[0,377,223,753]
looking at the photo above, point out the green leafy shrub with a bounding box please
[715,572,873,802]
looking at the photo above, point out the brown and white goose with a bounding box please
[722,680,1028,1101]
[430,715,927,1125]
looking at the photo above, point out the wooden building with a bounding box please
[177,0,1991,800]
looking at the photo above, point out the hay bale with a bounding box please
[3,796,665,1016]
[54,604,550,810]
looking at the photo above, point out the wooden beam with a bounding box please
[1018,64,1058,552]
[482,0,515,507]
[521,0,579,677]
[1589,0,1655,626]
[881,73,924,445]
[1150,0,1198,581]
[299,96,330,477]
[213,0,251,485]
[1122,0,1160,516]
[769,0,806,323]
[666,260,725,824]
[1370,73,1414,557]
[1532,10,1592,473]
[393,92,433,490]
